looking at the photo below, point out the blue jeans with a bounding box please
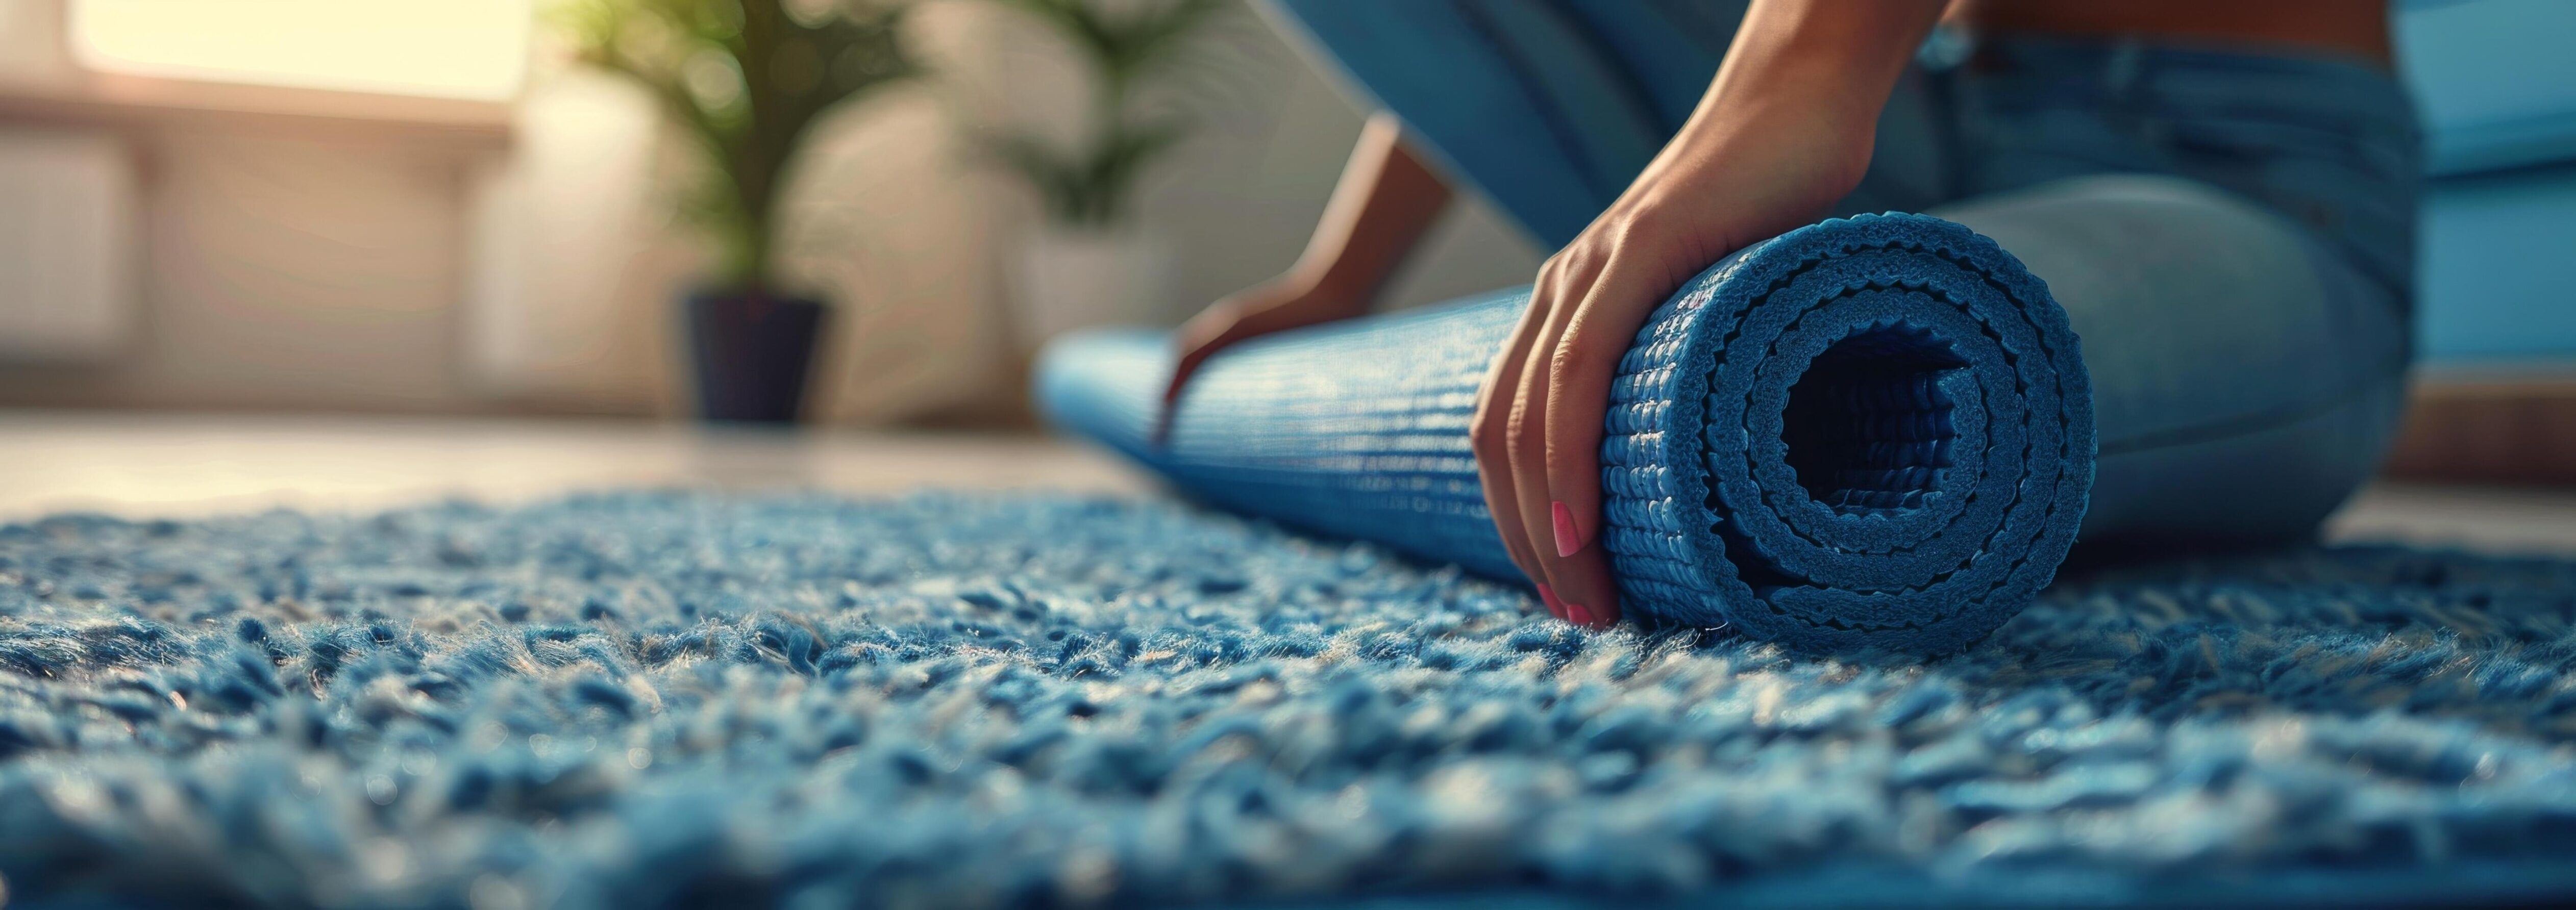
[1266,1,2421,545]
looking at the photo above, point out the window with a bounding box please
[69,0,532,101]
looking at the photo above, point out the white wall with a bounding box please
[0,126,136,361]
[0,0,1545,422]
[470,0,1544,421]
[998,1,1545,322]
[0,0,76,87]
[0,0,498,412]
[0,123,494,412]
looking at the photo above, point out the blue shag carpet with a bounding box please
[5,491,2576,909]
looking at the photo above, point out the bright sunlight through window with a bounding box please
[70,0,533,101]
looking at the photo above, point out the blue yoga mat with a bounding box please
[1039,214,2095,652]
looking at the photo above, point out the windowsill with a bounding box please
[0,69,513,151]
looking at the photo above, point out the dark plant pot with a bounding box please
[682,290,827,424]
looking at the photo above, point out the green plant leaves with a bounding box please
[553,0,922,290]
[976,0,1231,229]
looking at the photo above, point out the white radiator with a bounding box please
[0,126,137,362]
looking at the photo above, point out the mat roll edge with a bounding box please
[1603,213,2094,652]
[1038,213,2095,653]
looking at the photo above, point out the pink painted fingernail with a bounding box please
[1535,583,1567,617]
[1565,600,1595,626]
[1551,501,1585,558]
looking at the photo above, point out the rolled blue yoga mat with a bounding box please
[1038,213,2095,652]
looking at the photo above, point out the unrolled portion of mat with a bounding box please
[1038,213,2095,652]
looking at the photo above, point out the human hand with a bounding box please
[1158,274,1370,444]
[1159,113,1449,446]
[1472,0,1938,627]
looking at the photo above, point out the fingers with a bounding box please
[1533,253,1672,628]
[1154,353,1206,447]
[1505,267,1593,626]
[1478,236,1675,630]
[1163,318,1229,408]
[1159,304,1245,446]
[1161,284,1377,446]
[1471,280,1555,618]
[1480,250,1613,626]
[1160,299,1317,445]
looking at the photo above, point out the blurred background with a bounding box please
[0,0,2569,539]
[0,0,1541,423]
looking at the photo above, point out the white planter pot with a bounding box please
[1011,227,1172,349]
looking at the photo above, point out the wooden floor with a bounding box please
[4,411,2572,557]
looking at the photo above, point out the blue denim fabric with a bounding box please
[1265,1,2420,545]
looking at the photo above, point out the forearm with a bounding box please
[1285,113,1452,306]
[1667,0,1948,194]
[1162,115,1455,420]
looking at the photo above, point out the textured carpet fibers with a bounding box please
[5,492,2576,908]
[1042,214,2092,654]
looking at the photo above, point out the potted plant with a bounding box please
[557,0,919,423]
[976,0,1228,348]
